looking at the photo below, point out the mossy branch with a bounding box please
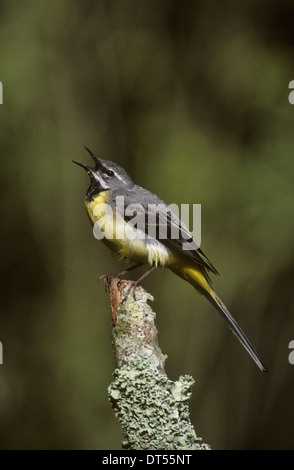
[105,276,210,450]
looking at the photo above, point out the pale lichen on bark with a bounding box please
[105,276,210,450]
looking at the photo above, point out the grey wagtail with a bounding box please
[73,147,267,372]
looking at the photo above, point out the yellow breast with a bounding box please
[85,191,109,224]
[85,191,171,267]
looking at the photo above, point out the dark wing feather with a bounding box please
[112,186,219,275]
[155,209,219,275]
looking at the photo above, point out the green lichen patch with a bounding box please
[108,356,210,450]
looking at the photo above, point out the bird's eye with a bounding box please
[106,170,114,177]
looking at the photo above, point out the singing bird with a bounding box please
[73,147,267,372]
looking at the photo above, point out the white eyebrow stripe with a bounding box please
[114,171,124,182]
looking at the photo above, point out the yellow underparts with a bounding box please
[86,192,213,295]
[169,263,213,295]
[85,192,170,267]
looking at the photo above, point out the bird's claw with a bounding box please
[98,273,113,292]
[121,280,140,303]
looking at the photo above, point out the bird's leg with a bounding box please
[122,265,156,302]
[98,263,143,291]
[115,263,143,277]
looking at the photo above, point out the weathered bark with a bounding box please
[105,276,210,450]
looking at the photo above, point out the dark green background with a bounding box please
[1,0,294,449]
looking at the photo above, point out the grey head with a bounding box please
[73,147,134,201]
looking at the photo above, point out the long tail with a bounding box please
[171,266,267,372]
[204,289,267,372]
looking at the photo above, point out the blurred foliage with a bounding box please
[0,0,294,450]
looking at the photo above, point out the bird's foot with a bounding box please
[121,265,156,303]
[98,263,144,292]
[121,279,141,303]
[98,273,114,291]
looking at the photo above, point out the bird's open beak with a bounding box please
[72,147,104,178]
[72,160,93,172]
[72,160,98,184]
[72,160,92,171]
[84,147,102,168]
